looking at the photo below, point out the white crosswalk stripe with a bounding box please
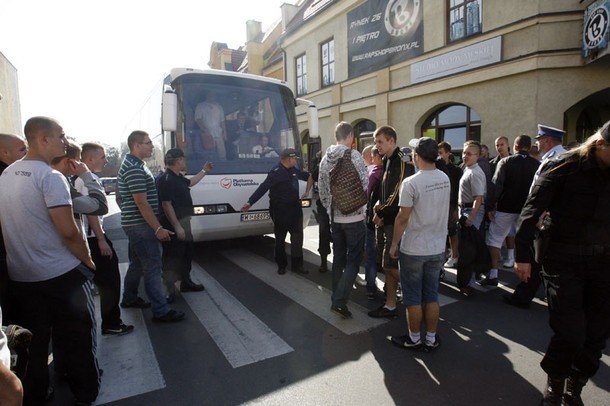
[220,248,388,335]
[188,263,294,368]
[94,264,165,405]
[93,249,463,404]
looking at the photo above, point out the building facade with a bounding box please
[280,0,610,156]
[0,51,21,135]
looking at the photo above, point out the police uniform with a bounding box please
[247,150,310,273]
[515,122,610,403]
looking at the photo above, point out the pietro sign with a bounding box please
[347,0,424,79]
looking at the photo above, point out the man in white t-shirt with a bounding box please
[0,116,100,404]
[387,137,450,352]
[195,91,227,159]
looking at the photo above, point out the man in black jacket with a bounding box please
[368,126,414,318]
[480,135,539,286]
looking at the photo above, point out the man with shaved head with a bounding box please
[0,133,27,324]
[0,133,27,173]
[0,117,100,404]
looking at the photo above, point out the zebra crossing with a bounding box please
[92,246,506,405]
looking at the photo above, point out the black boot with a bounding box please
[319,256,328,273]
[291,257,308,274]
[541,375,564,406]
[180,278,205,292]
[563,374,587,406]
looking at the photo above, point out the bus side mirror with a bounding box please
[162,90,178,132]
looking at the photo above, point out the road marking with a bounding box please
[189,263,294,368]
[94,263,165,405]
[220,248,387,335]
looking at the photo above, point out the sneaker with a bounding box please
[459,287,475,297]
[502,259,515,268]
[477,277,498,287]
[102,324,135,336]
[387,334,423,351]
[277,267,286,275]
[424,335,441,352]
[120,297,151,309]
[152,309,185,323]
[368,305,398,318]
[444,257,458,268]
[180,280,204,292]
[330,305,352,319]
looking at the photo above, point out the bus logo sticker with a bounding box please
[221,178,232,189]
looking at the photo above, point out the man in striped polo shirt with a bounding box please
[118,131,185,322]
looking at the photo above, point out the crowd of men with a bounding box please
[0,118,210,405]
[1,115,608,406]
[310,121,608,405]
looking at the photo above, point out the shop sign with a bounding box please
[347,0,424,79]
[410,36,501,84]
[582,0,610,63]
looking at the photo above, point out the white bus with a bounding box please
[129,68,318,242]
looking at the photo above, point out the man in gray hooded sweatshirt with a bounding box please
[318,122,369,319]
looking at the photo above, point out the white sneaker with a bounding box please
[502,259,515,268]
[444,257,458,268]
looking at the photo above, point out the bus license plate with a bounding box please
[240,212,271,222]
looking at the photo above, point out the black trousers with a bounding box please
[162,224,194,284]
[540,254,610,379]
[270,203,303,269]
[12,267,100,404]
[88,235,122,330]
[315,199,331,258]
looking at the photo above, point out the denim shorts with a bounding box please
[399,252,445,306]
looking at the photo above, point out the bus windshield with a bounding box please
[172,73,299,175]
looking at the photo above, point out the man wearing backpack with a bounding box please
[368,126,415,319]
[319,122,369,319]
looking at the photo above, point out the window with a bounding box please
[321,39,335,87]
[296,54,307,96]
[421,104,481,152]
[448,0,482,42]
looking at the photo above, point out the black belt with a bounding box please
[549,242,610,256]
[459,202,474,208]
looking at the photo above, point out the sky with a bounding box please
[0,0,293,149]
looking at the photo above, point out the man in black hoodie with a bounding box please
[368,126,414,318]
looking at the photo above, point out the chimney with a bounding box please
[281,3,300,31]
[246,20,262,43]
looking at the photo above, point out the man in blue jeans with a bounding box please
[118,130,185,322]
[318,122,369,318]
[388,137,450,351]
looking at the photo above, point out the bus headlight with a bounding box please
[193,204,229,215]
[301,199,312,208]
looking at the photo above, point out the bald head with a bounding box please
[22,116,67,163]
[0,133,27,165]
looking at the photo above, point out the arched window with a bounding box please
[353,119,376,151]
[421,104,481,149]
[576,109,596,144]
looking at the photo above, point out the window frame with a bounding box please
[320,38,335,88]
[447,0,482,43]
[421,104,481,154]
[296,53,307,96]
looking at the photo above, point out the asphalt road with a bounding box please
[47,195,609,405]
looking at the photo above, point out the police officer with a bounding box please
[241,148,313,274]
[514,120,610,405]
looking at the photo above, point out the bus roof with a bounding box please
[168,68,291,90]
